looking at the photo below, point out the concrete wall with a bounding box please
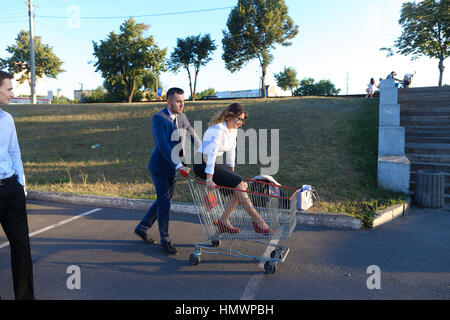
[377,79,410,194]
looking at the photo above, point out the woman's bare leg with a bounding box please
[220,181,268,228]
[221,191,238,222]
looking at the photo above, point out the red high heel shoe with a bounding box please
[214,219,240,234]
[253,221,273,235]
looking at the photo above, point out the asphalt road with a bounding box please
[0,200,449,301]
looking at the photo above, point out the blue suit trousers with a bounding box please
[138,172,177,245]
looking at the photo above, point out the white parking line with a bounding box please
[240,238,280,300]
[0,208,102,249]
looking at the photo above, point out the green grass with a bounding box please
[4,97,407,220]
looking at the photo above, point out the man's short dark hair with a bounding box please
[0,71,13,87]
[166,87,184,99]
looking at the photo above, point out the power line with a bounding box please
[37,18,93,42]
[35,6,233,20]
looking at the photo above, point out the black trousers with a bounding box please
[0,177,35,300]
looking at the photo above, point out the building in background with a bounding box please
[10,72,52,104]
[216,85,288,99]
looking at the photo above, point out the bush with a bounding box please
[194,88,216,100]
[294,78,341,96]
[52,96,78,104]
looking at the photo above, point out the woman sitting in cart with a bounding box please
[193,103,273,235]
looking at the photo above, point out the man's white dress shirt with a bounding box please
[0,108,25,186]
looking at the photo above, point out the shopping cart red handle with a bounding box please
[179,167,190,178]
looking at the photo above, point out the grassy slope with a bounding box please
[4,97,406,217]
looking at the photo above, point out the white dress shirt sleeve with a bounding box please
[9,119,25,186]
[203,127,223,175]
[0,111,25,186]
[226,133,236,168]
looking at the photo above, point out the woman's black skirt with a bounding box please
[193,153,243,189]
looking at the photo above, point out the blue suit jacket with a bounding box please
[149,107,201,176]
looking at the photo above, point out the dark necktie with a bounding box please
[173,117,184,158]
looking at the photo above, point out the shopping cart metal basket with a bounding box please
[187,176,298,274]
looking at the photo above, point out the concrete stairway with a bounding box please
[399,86,450,204]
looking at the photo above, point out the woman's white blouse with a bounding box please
[197,121,237,175]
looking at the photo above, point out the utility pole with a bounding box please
[28,0,37,104]
[155,74,158,100]
[346,72,349,95]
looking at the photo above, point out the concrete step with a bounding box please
[398,92,450,103]
[401,109,450,116]
[401,118,450,126]
[398,87,450,104]
[410,170,450,183]
[401,105,450,110]
[406,131,450,138]
[405,143,450,155]
[399,86,450,95]
[404,126,450,132]
[410,161,450,174]
[401,115,450,121]
[399,97,450,105]
[405,136,450,143]
[407,153,450,163]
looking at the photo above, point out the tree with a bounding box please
[293,78,340,96]
[195,87,216,100]
[274,66,299,95]
[102,69,160,102]
[380,0,449,86]
[315,79,341,96]
[81,86,107,103]
[168,34,216,101]
[222,0,299,98]
[92,18,167,103]
[293,78,316,96]
[0,30,64,85]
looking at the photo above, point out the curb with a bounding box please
[26,190,410,230]
[296,211,362,229]
[372,199,410,228]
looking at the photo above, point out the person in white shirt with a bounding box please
[193,103,273,235]
[0,70,35,300]
[365,78,379,98]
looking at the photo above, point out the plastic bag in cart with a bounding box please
[204,192,218,211]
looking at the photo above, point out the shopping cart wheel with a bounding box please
[210,240,221,247]
[264,261,277,274]
[189,254,200,266]
[270,249,282,259]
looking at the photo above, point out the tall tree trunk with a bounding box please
[185,66,194,101]
[127,77,136,103]
[438,58,444,86]
[193,66,200,101]
[259,49,269,98]
[261,66,267,98]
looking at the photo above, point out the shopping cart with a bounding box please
[187,176,298,274]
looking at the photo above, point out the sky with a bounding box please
[1,0,448,99]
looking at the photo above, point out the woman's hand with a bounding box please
[206,179,216,191]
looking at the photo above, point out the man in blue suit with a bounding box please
[135,87,201,255]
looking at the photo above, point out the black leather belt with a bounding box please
[0,175,17,185]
